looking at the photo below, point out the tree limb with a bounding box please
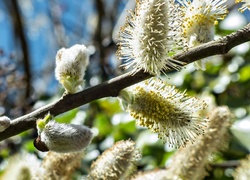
[1,23,250,141]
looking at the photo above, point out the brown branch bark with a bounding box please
[210,160,240,169]
[0,23,250,141]
[8,0,32,98]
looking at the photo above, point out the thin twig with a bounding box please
[0,23,250,141]
[210,160,240,169]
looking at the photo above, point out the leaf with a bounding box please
[54,108,79,123]
[94,114,112,136]
[98,98,121,115]
[239,64,250,82]
[23,140,37,152]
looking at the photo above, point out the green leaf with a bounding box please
[94,114,112,136]
[118,121,136,134]
[23,140,36,152]
[239,64,250,82]
[54,108,79,123]
[98,98,121,115]
[112,121,136,140]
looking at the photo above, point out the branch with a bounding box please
[1,23,250,141]
[210,160,240,169]
[9,0,32,98]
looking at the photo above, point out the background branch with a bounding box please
[7,0,32,98]
[0,23,250,141]
[210,160,240,169]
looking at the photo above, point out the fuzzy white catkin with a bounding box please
[35,151,83,180]
[132,107,232,180]
[177,0,228,70]
[118,78,208,148]
[40,120,93,153]
[117,0,185,76]
[88,140,141,180]
[55,44,89,93]
[0,116,11,132]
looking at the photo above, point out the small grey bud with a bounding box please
[37,120,93,153]
[0,116,11,132]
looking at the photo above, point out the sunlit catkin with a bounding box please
[118,77,207,148]
[35,151,83,180]
[177,0,228,70]
[165,106,232,180]
[117,0,185,76]
[55,44,89,93]
[131,106,231,180]
[88,140,141,180]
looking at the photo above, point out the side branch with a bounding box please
[1,23,250,141]
[175,23,250,63]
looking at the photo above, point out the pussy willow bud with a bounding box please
[0,116,11,132]
[35,119,93,153]
[88,140,141,180]
[177,0,228,70]
[55,44,89,93]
